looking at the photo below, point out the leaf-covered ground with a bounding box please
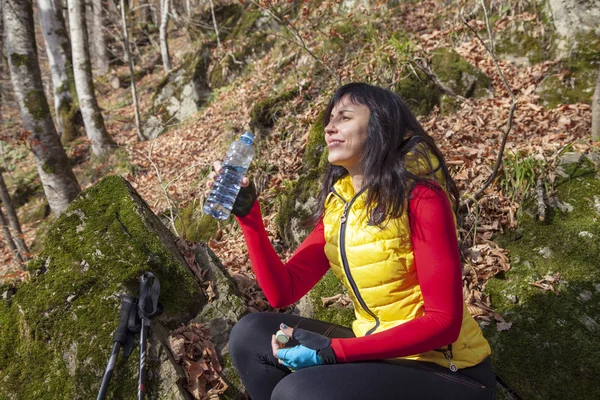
[1,0,597,346]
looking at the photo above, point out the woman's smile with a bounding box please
[324,96,370,177]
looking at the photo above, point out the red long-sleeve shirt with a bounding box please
[236,183,463,363]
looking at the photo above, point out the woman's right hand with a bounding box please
[206,161,257,217]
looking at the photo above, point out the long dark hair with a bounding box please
[309,83,459,227]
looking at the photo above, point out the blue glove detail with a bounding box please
[277,345,324,370]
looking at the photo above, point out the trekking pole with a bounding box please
[97,294,139,400]
[137,272,162,400]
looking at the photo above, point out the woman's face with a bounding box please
[324,96,370,175]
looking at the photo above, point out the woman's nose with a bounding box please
[325,121,336,134]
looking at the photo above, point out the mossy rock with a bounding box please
[274,112,354,329]
[174,199,222,243]
[17,196,49,224]
[495,20,557,66]
[145,46,212,139]
[250,88,299,129]
[296,270,355,328]
[0,175,204,399]
[275,176,320,249]
[276,112,328,248]
[10,167,43,208]
[187,3,244,42]
[570,31,600,64]
[191,245,249,399]
[209,32,272,90]
[484,158,600,400]
[536,60,598,107]
[302,110,328,173]
[430,48,492,99]
[231,7,263,39]
[394,69,440,116]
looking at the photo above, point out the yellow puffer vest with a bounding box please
[322,173,491,370]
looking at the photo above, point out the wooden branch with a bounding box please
[412,59,461,98]
[208,0,221,51]
[460,6,517,207]
[535,178,547,221]
[0,206,23,266]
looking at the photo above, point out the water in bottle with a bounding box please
[204,131,255,220]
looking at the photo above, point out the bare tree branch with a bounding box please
[461,2,517,208]
[248,1,341,85]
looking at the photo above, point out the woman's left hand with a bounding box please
[271,323,295,363]
[271,323,336,370]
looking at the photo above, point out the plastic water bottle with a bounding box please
[204,131,255,220]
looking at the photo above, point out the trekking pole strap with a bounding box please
[138,272,161,319]
[113,294,137,345]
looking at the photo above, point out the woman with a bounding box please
[209,83,495,399]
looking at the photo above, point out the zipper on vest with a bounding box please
[435,344,458,372]
[332,188,380,335]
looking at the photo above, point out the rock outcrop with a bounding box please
[0,176,248,399]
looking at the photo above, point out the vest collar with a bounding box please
[326,175,368,207]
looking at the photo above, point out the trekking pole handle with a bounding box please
[138,272,161,319]
[113,294,136,344]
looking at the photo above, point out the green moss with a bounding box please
[209,57,228,89]
[439,94,461,115]
[0,295,18,368]
[275,175,321,247]
[232,8,262,38]
[394,70,440,116]
[10,53,30,68]
[538,60,598,107]
[572,32,600,63]
[250,88,299,128]
[275,113,329,247]
[59,100,80,144]
[25,90,50,121]
[485,160,600,400]
[92,108,106,131]
[174,199,221,242]
[302,110,328,173]
[0,176,202,399]
[12,169,44,208]
[220,352,245,399]
[495,21,557,64]
[308,271,354,328]
[41,160,56,174]
[18,196,49,225]
[431,48,490,98]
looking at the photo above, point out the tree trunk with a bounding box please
[89,0,109,74]
[4,0,81,216]
[67,0,115,156]
[0,206,23,264]
[0,0,6,72]
[138,0,152,25]
[209,0,220,50]
[150,0,159,26]
[121,0,145,141]
[38,0,81,144]
[160,0,171,72]
[0,172,29,259]
[592,66,600,142]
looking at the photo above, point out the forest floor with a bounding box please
[2,1,600,398]
[1,0,598,326]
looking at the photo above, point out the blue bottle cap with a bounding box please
[241,131,255,144]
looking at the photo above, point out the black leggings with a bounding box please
[229,313,496,400]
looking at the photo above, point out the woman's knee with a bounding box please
[229,312,272,355]
[271,369,321,400]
